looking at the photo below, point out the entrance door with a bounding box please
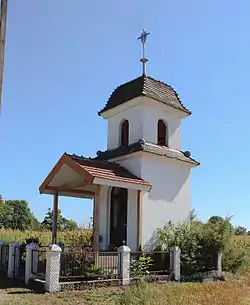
[109,187,128,248]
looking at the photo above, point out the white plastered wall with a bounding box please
[98,185,138,251]
[106,96,182,151]
[140,154,191,250]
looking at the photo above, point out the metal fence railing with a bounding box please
[31,249,47,278]
[60,251,119,282]
[130,251,170,276]
[181,252,218,276]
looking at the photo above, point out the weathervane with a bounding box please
[138,29,150,75]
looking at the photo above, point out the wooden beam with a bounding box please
[56,181,88,191]
[137,190,142,250]
[46,186,95,197]
[39,153,93,194]
[52,192,59,244]
[93,186,100,252]
[0,0,7,113]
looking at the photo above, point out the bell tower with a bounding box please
[95,31,199,249]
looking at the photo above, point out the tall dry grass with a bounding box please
[119,272,250,305]
[0,228,92,246]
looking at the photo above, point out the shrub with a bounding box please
[130,256,153,278]
[156,215,243,274]
[157,221,202,274]
[223,239,250,274]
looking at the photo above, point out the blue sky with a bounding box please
[0,1,249,228]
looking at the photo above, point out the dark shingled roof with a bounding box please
[67,153,151,187]
[98,75,191,115]
[94,141,199,166]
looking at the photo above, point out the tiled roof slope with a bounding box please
[98,75,191,115]
[94,141,199,166]
[67,153,151,187]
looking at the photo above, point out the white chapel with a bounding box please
[39,31,199,252]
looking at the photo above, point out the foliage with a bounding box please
[130,256,153,278]
[234,226,247,236]
[20,237,42,262]
[0,200,39,231]
[157,221,202,273]
[208,216,224,225]
[89,264,105,275]
[203,216,233,250]
[222,239,250,274]
[41,208,78,231]
[157,214,237,274]
[0,228,92,246]
[0,203,12,229]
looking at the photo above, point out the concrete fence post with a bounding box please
[170,246,181,281]
[25,243,39,285]
[0,240,6,268]
[118,245,131,285]
[8,242,21,278]
[45,244,61,292]
[216,250,222,277]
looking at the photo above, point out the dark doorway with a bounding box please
[109,187,128,248]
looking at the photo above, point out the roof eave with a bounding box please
[98,96,191,118]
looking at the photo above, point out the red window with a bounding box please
[121,120,129,146]
[157,119,167,146]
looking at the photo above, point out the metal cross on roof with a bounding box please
[137,29,150,75]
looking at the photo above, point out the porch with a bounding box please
[39,153,151,251]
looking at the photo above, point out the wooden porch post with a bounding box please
[137,190,142,250]
[93,186,100,252]
[52,192,59,244]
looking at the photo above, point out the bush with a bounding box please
[157,221,202,274]
[156,215,247,274]
[130,256,153,278]
[223,239,250,274]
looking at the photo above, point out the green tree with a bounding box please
[208,216,224,225]
[234,226,247,236]
[2,200,35,231]
[41,208,78,231]
[202,216,234,251]
[30,213,41,231]
[0,203,12,229]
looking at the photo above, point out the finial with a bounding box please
[138,29,150,75]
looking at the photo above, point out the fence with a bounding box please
[130,251,170,277]
[181,252,218,276]
[13,245,25,279]
[60,251,119,282]
[31,248,47,279]
[0,241,222,293]
[0,244,8,273]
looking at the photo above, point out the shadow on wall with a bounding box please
[143,211,193,252]
[143,230,158,252]
[147,163,190,203]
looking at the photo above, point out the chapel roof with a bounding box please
[39,153,151,195]
[68,153,151,187]
[95,140,199,166]
[98,74,191,115]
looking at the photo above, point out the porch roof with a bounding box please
[39,153,151,198]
